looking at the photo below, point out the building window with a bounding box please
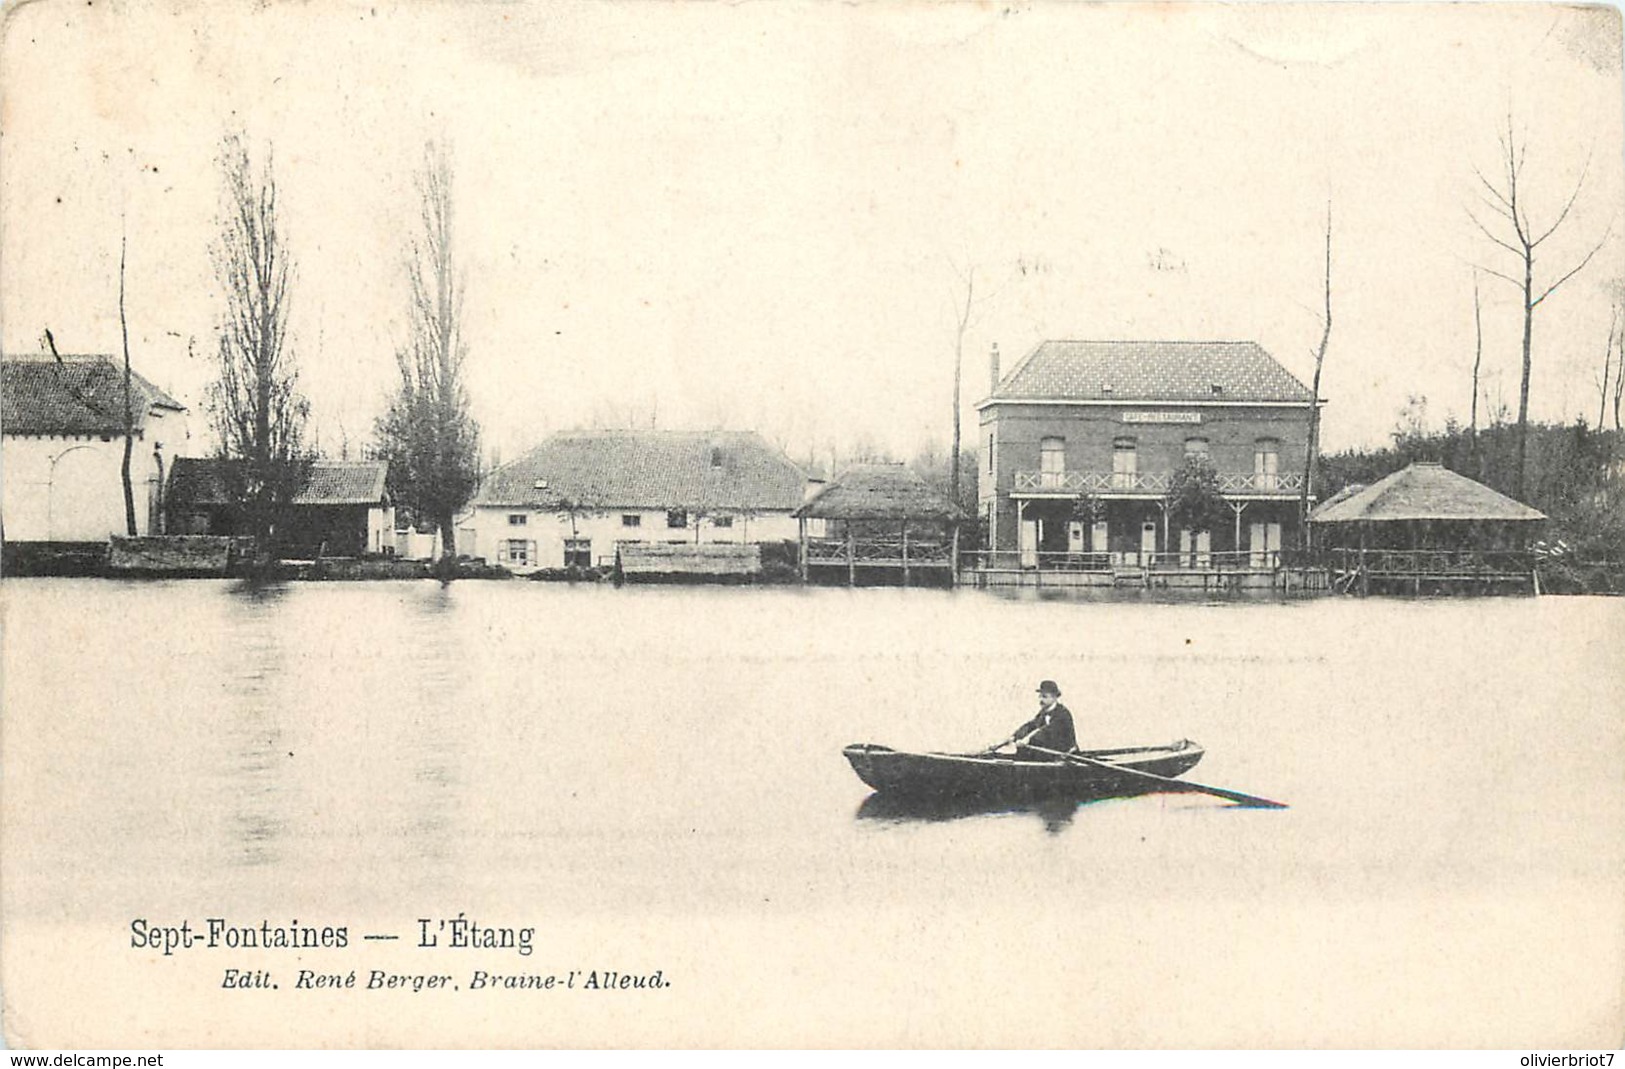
[666,508,688,529]
[564,538,592,568]
[1112,437,1137,489]
[713,515,734,528]
[621,514,641,527]
[498,539,535,566]
[1255,438,1280,489]
[1210,384,1224,397]
[987,433,994,475]
[1040,437,1065,489]
[1184,437,1210,460]
[710,447,724,467]
[508,513,527,526]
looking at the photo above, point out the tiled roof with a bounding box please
[794,463,963,521]
[1309,462,1545,523]
[472,429,807,511]
[293,461,389,505]
[2,354,186,435]
[985,340,1315,404]
[168,457,389,508]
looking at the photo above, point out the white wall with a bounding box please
[468,506,800,571]
[2,408,191,541]
[367,506,396,555]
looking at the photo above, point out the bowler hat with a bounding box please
[1036,680,1061,697]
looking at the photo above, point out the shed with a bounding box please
[792,463,963,585]
[167,457,393,557]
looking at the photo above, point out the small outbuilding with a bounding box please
[1309,461,1546,594]
[166,457,394,558]
[793,462,964,585]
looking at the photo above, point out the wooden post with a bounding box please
[1016,499,1027,570]
[846,524,856,587]
[798,517,808,583]
[900,520,910,588]
[1411,521,1420,598]
[1359,521,1370,597]
[951,523,961,587]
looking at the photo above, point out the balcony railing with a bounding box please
[1013,470,1304,495]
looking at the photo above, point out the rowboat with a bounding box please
[842,740,1206,801]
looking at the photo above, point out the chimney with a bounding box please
[989,342,1001,393]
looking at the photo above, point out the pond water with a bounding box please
[2,579,1621,1046]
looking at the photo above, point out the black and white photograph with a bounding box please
[1,0,1622,1051]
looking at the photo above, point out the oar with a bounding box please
[1025,745,1288,809]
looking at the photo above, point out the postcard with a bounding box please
[2,0,1622,1050]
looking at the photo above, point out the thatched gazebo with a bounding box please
[1309,461,1546,593]
[792,463,964,585]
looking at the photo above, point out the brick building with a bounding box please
[976,340,1319,567]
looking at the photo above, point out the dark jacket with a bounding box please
[1013,702,1076,753]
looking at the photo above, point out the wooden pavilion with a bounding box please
[1309,461,1546,595]
[793,463,964,586]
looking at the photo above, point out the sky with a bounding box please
[2,1,1621,467]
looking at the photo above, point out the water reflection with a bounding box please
[217,590,293,868]
[417,581,458,615]
[395,584,470,872]
[982,585,1290,606]
[228,577,293,604]
[855,792,1093,834]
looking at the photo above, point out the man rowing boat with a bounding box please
[996,679,1077,760]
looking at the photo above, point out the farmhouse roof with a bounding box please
[2,354,185,435]
[1309,462,1545,524]
[793,463,963,521]
[471,429,808,511]
[981,340,1315,406]
[168,457,390,509]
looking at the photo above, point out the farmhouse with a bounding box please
[1,353,190,543]
[976,340,1319,571]
[466,429,810,572]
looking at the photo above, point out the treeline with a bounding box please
[1321,420,1625,556]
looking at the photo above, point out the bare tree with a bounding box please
[1468,115,1612,497]
[1597,295,1620,430]
[1614,302,1625,433]
[208,133,309,557]
[39,325,138,534]
[555,495,599,553]
[375,140,481,561]
[1468,269,1484,467]
[118,229,138,535]
[949,267,974,515]
[1298,204,1331,548]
